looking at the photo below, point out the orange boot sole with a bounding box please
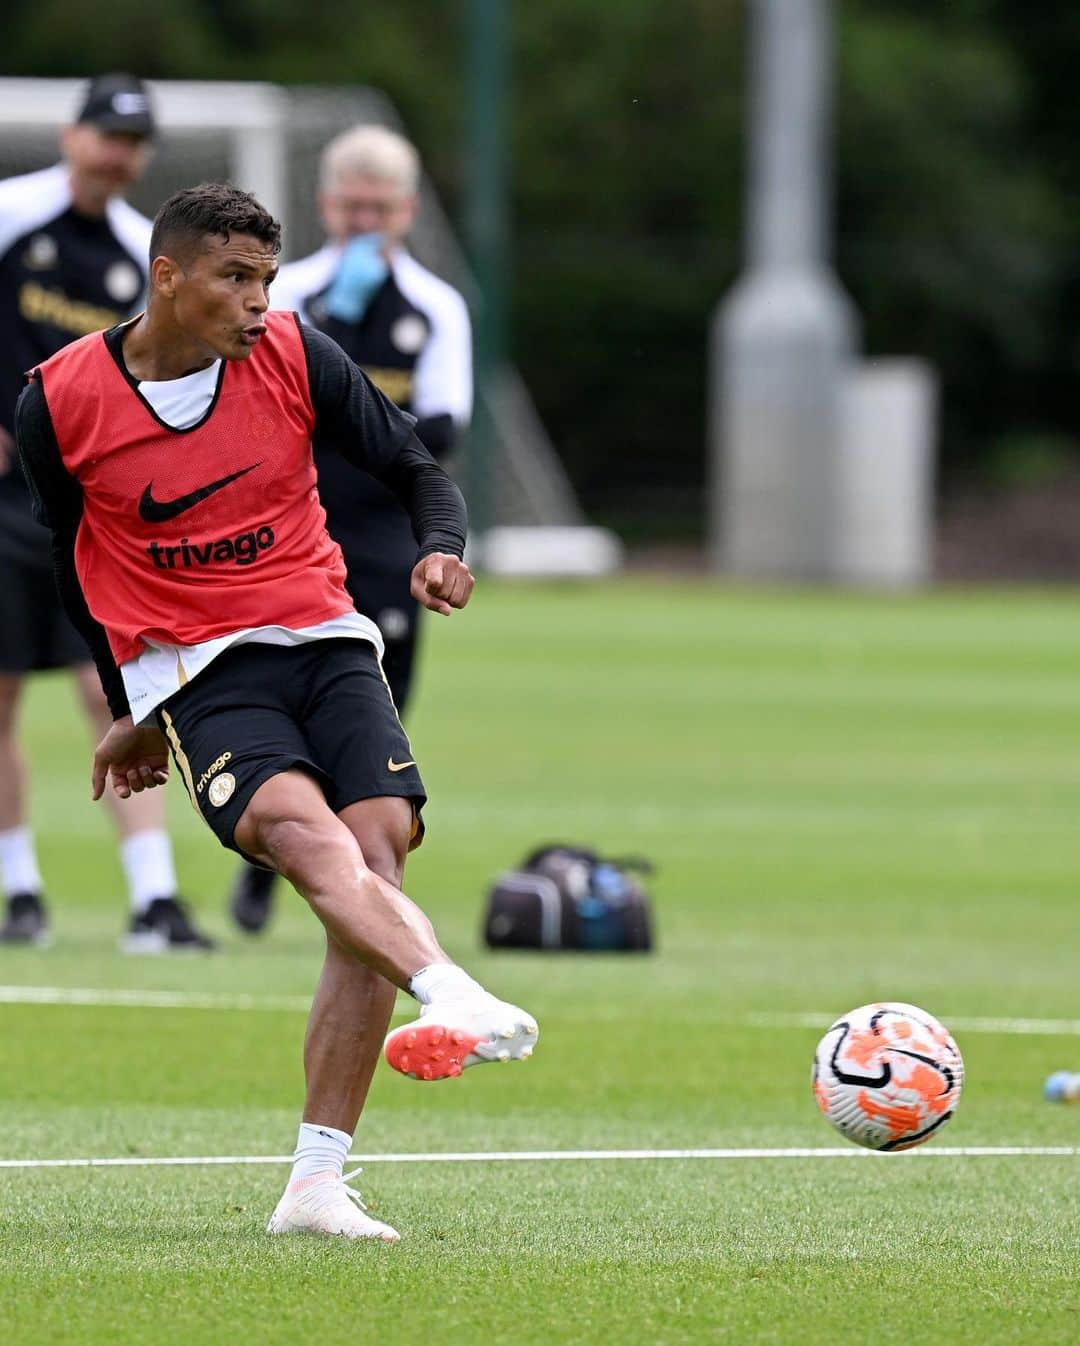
[384,1023,486,1081]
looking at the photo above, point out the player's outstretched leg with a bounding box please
[235,772,539,1084]
[236,780,537,1238]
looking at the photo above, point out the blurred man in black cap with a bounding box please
[0,73,213,952]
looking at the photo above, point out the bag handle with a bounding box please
[603,854,655,876]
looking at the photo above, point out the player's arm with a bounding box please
[411,412,454,461]
[14,378,169,799]
[298,321,473,614]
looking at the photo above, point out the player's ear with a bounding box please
[150,255,181,298]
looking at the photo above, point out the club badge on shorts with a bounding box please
[208,772,236,807]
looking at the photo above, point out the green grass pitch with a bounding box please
[1,579,1078,1345]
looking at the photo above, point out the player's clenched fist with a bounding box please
[410,552,474,615]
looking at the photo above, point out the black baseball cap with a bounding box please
[76,73,155,138]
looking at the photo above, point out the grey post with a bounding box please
[709,0,857,578]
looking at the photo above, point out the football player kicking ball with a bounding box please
[16,183,537,1242]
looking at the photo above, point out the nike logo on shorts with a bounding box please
[138,463,261,523]
[387,757,416,772]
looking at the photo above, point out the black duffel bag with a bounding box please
[483,845,655,953]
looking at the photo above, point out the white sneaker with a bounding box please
[266,1169,400,1241]
[384,993,539,1081]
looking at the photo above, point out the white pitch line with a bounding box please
[2,987,1080,1038]
[0,985,313,1012]
[0,1147,1077,1171]
[745,1011,1080,1037]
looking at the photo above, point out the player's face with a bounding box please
[62,125,152,207]
[320,173,417,247]
[167,234,278,362]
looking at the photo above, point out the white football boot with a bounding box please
[384,992,539,1081]
[266,1169,399,1242]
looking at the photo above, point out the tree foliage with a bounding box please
[3,0,1076,532]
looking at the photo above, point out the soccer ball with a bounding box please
[812,1002,964,1151]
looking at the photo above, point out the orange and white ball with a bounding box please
[812,1002,964,1151]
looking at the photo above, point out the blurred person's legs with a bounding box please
[0,672,48,944]
[0,544,209,948]
[73,666,214,953]
[0,549,77,944]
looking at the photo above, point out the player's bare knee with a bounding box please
[256,815,350,891]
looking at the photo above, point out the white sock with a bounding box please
[0,826,43,897]
[409,962,485,1005]
[120,829,178,913]
[289,1122,352,1185]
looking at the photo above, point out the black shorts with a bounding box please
[154,638,426,860]
[0,552,92,673]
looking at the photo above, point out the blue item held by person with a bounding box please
[323,233,389,323]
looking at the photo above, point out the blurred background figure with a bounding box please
[227,122,472,935]
[0,72,213,952]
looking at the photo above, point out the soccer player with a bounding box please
[0,72,212,951]
[227,123,472,936]
[16,184,538,1241]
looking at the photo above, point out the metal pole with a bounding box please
[465,0,509,549]
[749,0,828,268]
[708,0,857,579]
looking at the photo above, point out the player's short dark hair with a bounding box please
[150,183,282,268]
